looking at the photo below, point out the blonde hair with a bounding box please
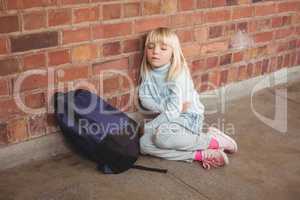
[140,27,190,82]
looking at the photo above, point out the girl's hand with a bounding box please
[182,101,191,112]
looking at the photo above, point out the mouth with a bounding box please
[151,57,160,61]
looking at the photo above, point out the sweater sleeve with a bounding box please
[139,80,164,113]
[144,82,182,130]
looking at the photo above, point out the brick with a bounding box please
[220,53,232,65]
[277,41,289,53]
[225,24,236,35]
[0,79,9,96]
[253,61,262,76]
[6,118,28,143]
[227,0,238,6]
[227,67,238,83]
[103,4,121,20]
[201,41,228,54]
[19,73,48,91]
[219,69,228,86]
[283,54,290,67]
[103,76,120,94]
[282,16,292,26]
[62,0,89,5]
[237,65,247,81]
[194,27,208,42]
[0,99,22,119]
[261,59,269,74]
[93,22,132,39]
[161,0,177,14]
[93,58,129,74]
[192,11,203,25]
[272,17,283,28]
[143,0,161,15]
[22,0,49,8]
[269,57,277,72]
[124,2,141,17]
[0,15,19,33]
[246,63,253,77]
[177,29,193,43]
[208,70,220,89]
[237,22,248,32]
[24,92,45,109]
[232,6,253,19]
[0,123,8,144]
[212,0,226,8]
[106,96,118,108]
[23,11,46,30]
[120,73,133,92]
[197,0,211,9]
[254,19,271,32]
[72,44,97,62]
[255,3,276,16]
[199,73,208,92]
[6,0,23,10]
[103,41,121,57]
[74,6,98,23]
[297,27,300,36]
[48,9,72,27]
[0,58,20,76]
[11,32,58,53]
[57,65,89,82]
[204,9,230,23]
[171,13,193,28]
[135,17,169,33]
[206,56,219,69]
[290,52,296,67]
[233,51,243,63]
[289,40,297,50]
[129,53,143,69]
[277,56,283,69]
[118,93,132,112]
[23,53,46,70]
[278,1,299,12]
[48,49,70,66]
[28,114,47,138]
[63,27,91,44]
[254,31,273,43]
[257,45,268,58]
[275,28,294,40]
[182,44,201,58]
[191,59,205,74]
[123,39,140,53]
[0,37,8,55]
[209,25,223,38]
[178,0,195,11]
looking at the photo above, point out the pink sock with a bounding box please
[194,151,202,161]
[208,138,219,149]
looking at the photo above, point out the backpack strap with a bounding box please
[131,165,168,173]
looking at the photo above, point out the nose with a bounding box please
[153,45,160,54]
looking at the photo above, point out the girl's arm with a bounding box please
[139,81,164,113]
[144,83,182,130]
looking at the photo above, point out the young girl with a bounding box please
[138,27,238,169]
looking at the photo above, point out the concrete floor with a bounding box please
[0,81,300,200]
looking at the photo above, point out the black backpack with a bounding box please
[54,89,167,174]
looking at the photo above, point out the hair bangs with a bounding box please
[145,28,176,48]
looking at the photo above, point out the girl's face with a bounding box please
[146,42,173,68]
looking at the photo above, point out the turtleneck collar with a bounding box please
[151,63,171,73]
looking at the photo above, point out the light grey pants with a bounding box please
[140,122,212,162]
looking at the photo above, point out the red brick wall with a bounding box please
[0,0,300,144]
